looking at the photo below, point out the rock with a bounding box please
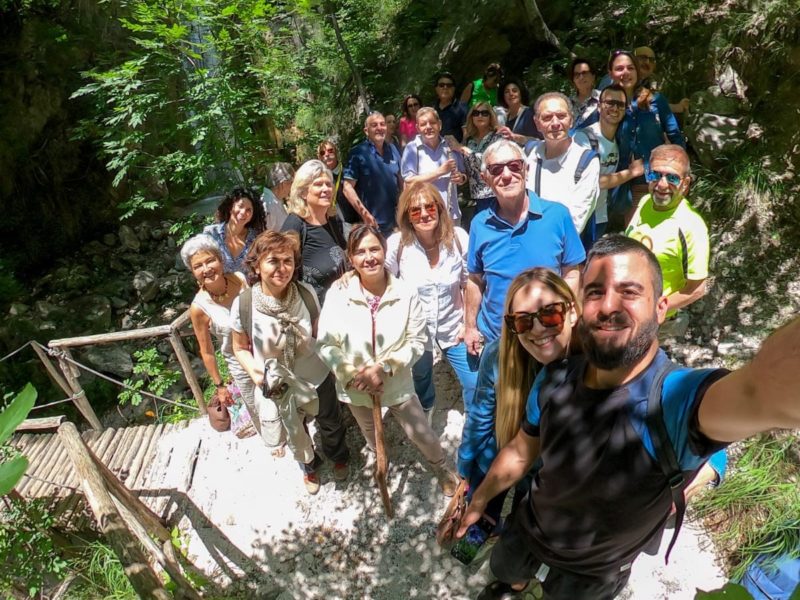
[716,64,748,104]
[685,111,748,169]
[150,228,166,241]
[119,224,140,251]
[84,345,133,377]
[69,294,112,330]
[83,240,107,256]
[9,303,29,316]
[35,300,62,319]
[121,314,135,330]
[62,264,93,291]
[746,121,764,142]
[102,233,117,246]
[133,270,159,302]
[110,296,128,309]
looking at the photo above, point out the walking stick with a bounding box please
[371,392,394,519]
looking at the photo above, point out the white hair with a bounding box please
[481,139,525,173]
[180,233,222,269]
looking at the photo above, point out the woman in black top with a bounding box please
[281,159,347,305]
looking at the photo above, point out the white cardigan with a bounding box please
[316,272,427,408]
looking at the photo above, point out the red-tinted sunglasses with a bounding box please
[504,302,568,334]
[486,159,524,177]
[409,202,438,221]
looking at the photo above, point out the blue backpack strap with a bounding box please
[647,359,684,563]
[574,147,598,185]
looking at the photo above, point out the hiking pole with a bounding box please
[371,392,393,519]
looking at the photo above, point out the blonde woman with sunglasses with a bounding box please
[384,181,476,422]
[457,267,579,524]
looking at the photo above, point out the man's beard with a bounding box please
[577,312,659,370]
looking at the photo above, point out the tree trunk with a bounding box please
[327,10,370,116]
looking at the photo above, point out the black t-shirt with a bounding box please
[518,354,728,576]
[436,101,467,143]
[281,214,347,306]
[333,167,360,224]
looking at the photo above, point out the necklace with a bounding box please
[208,275,229,303]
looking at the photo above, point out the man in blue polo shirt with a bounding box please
[464,139,584,354]
[342,112,403,237]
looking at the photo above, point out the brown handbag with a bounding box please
[208,395,231,432]
[435,478,467,548]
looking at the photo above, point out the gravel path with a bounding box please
[170,361,726,599]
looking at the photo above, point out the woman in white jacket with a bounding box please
[317,224,458,496]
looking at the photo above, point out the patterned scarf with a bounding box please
[252,282,302,370]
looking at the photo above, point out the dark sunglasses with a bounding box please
[409,202,438,221]
[645,169,682,186]
[472,109,491,117]
[504,302,568,334]
[486,159,524,177]
[601,99,626,109]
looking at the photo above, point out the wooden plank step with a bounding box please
[17,435,57,496]
[106,427,137,478]
[124,424,159,487]
[28,438,69,498]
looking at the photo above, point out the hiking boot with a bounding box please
[333,461,349,481]
[303,472,320,495]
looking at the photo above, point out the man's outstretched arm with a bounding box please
[698,316,800,443]
[456,429,540,538]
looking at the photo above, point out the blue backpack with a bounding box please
[740,553,800,599]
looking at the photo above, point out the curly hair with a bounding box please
[214,187,267,234]
[244,230,301,285]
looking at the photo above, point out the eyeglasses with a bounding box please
[486,159,524,177]
[645,169,682,186]
[408,202,438,221]
[601,99,626,110]
[504,302,568,334]
[472,110,491,117]
[437,82,455,88]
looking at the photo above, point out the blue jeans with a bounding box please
[412,342,480,411]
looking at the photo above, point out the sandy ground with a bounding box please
[156,362,727,599]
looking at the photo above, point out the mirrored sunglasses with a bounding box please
[645,169,682,186]
[486,159,524,177]
[504,302,568,334]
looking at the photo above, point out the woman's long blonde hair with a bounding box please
[495,268,579,449]
[395,181,456,252]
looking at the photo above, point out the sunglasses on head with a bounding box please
[486,159,524,177]
[472,109,491,117]
[645,169,682,186]
[504,302,568,334]
[408,202,438,221]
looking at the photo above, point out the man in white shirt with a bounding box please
[525,92,599,239]
[576,84,644,240]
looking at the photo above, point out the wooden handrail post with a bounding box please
[55,351,102,430]
[168,330,207,415]
[31,343,73,398]
[58,422,171,599]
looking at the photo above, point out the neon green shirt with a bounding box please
[625,194,709,316]
[470,78,498,107]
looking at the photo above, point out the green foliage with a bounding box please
[118,347,181,407]
[0,497,69,598]
[169,212,208,245]
[695,583,754,599]
[68,541,137,600]
[693,434,800,580]
[0,383,36,495]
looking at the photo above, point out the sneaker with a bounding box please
[304,472,320,495]
[333,462,349,481]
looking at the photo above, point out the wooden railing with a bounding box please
[41,309,207,430]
